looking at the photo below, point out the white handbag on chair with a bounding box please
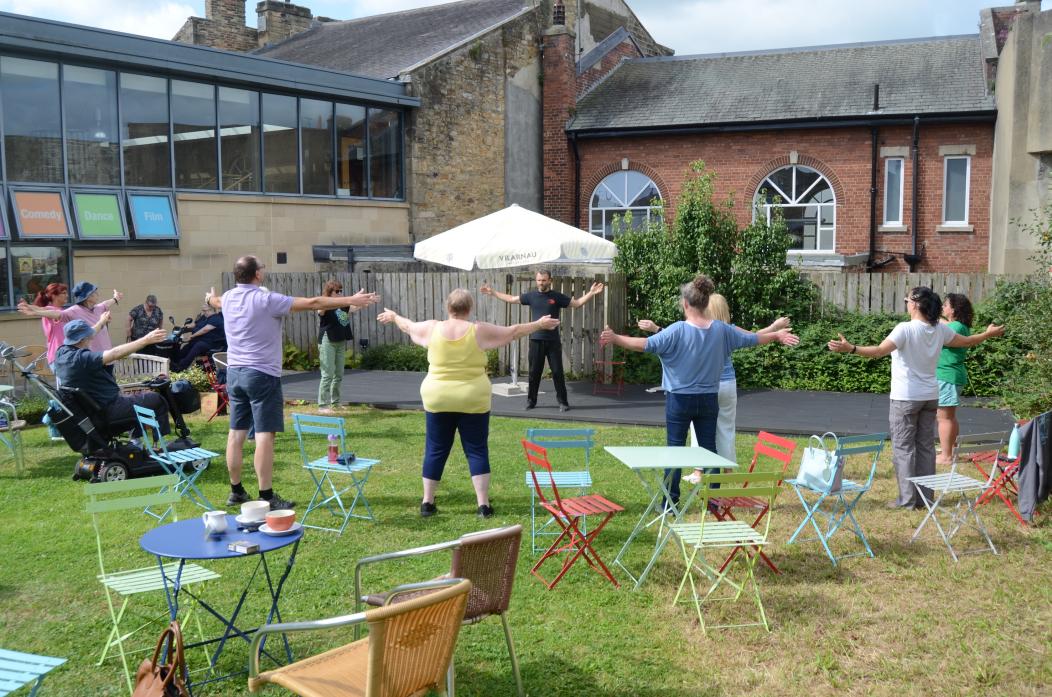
[797,432,843,493]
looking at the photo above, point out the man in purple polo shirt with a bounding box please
[206,255,380,510]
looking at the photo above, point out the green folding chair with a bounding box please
[85,475,219,694]
[523,428,594,553]
[669,470,782,634]
[785,432,888,565]
[0,649,65,696]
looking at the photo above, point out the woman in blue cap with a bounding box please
[19,281,123,370]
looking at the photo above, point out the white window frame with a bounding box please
[942,155,971,225]
[588,170,662,239]
[883,157,904,226]
[752,165,836,253]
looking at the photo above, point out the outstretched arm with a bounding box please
[756,316,790,335]
[946,323,1005,348]
[292,289,380,312]
[599,326,647,352]
[475,316,560,350]
[16,300,61,320]
[828,333,896,358]
[377,308,436,347]
[754,328,799,346]
[102,328,167,365]
[479,283,521,304]
[569,281,605,309]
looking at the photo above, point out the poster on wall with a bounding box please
[11,189,72,238]
[127,193,178,239]
[72,191,128,239]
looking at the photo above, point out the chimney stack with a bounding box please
[552,0,566,27]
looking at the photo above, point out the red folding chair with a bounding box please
[198,353,229,422]
[971,426,1027,526]
[709,431,797,574]
[522,439,623,590]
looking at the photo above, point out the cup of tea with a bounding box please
[265,509,296,532]
[202,510,228,536]
[241,500,269,522]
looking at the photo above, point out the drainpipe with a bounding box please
[570,132,581,228]
[904,116,922,271]
[867,84,879,270]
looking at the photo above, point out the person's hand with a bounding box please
[143,328,167,345]
[536,314,560,330]
[15,300,34,316]
[205,287,216,307]
[99,310,112,326]
[348,289,380,307]
[985,323,1006,337]
[377,308,397,324]
[479,283,493,296]
[770,316,791,331]
[828,333,852,353]
[776,329,799,347]
[112,290,123,303]
[599,326,616,346]
[590,281,605,296]
[637,319,660,333]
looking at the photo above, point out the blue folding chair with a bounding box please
[0,649,65,697]
[293,414,380,534]
[523,428,595,554]
[785,432,888,565]
[133,405,218,518]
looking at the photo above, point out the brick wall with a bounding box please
[577,37,642,95]
[571,122,995,272]
[406,10,544,239]
[542,28,577,225]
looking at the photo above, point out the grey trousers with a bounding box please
[889,398,938,506]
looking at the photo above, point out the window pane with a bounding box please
[368,108,402,198]
[629,182,660,208]
[884,159,902,223]
[0,248,8,307]
[945,158,968,222]
[594,182,620,208]
[262,93,298,193]
[820,204,834,226]
[795,167,820,199]
[300,98,333,195]
[64,66,119,186]
[219,87,260,192]
[335,104,366,197]
[768,168,794,201]
[11,246,68,304]
[1,57,62,183]
[172,80,217,190]
[121,73,170,187]
[590,209,602,231]
[624,171,650,204]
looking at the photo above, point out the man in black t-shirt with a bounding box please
[481,270,604,411]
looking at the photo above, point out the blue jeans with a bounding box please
[422,411,490,480]
[664,391,719,503]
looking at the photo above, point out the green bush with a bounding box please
[360,344,429,372]
[283,342,318,371]
[14,394,48,423]
[170,363,211,392]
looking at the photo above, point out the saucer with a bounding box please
[259,521,302,536]
[235,514,265,530]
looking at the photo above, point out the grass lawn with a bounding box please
[1,406,1050,696]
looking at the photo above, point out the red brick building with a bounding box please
[543,19,997,273]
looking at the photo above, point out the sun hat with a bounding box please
[63,319,96,345]
[71,281,98,304]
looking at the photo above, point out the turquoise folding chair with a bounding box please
[785,432,888,565]
[293,414,380,533]
[133,405,217,518]
[0,649,65,697]
[523,428,594,553]
[86,475,218,694]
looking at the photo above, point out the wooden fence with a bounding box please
[801,271,1030,314]
[223,271,627,376]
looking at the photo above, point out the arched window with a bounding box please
[589,170,662,239]
[753,165,836,252]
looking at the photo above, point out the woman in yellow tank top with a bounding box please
[379,289,559,518]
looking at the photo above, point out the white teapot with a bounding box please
[202,510,228,536]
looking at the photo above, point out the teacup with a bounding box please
[241,500,270,522]
[265,509,296,532]
[202,510,228,536]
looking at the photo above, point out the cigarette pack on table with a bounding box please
[227,540,260,554]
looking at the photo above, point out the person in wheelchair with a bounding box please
[171,306,225,372]
[53,319,172,441]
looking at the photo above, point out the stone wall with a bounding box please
[577,34,641,95]
[171,0,259,52]
[0,195,409,348]
[404,9,545,239]
[256,1,314,47]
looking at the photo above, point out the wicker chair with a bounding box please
[249,578,470,697]
[354,525,525,697]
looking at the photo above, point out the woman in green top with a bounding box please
[936,293,973,465]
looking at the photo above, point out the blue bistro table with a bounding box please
[604,446,739,589]
[140,515,303,693]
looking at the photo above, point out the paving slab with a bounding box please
[280,370,1014,437]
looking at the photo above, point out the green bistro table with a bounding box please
[604,446,739,589]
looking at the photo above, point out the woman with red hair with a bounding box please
[33,283,69,370]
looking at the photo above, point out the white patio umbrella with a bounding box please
[413,204,617,395]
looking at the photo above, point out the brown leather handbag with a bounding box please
[131,621,190,697]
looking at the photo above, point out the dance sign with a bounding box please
[73,192,127,239]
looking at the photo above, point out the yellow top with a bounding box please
[420,322,491,414]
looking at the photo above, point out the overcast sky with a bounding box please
[0,0,1048,55]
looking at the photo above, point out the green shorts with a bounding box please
[938,380,960,408]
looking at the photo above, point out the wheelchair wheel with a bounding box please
[98,461,129,482]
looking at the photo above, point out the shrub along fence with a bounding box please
[801,271,1029,314]
[222,271,626,376]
